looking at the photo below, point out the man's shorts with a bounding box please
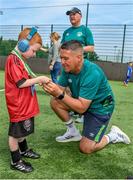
[82,112,111,142]
[8,117,34,138]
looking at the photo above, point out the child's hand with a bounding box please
[39,82,43,86]
[38,76,51,84]
[49,64,54,71]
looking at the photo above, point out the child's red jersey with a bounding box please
[5,54,39,122]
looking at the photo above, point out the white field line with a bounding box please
[0,89,5,92]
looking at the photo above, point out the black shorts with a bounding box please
[8,117,34,138]
[82,112,111,142]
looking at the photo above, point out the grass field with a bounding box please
[0,70,133,179]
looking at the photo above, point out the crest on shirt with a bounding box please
[77,32,83,37]
[68,78,72,83]
[66,33,69,36]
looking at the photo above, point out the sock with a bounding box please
[10,149,21,164]
[65,118,78,134]
[106,132,117,143]
[18,139,28,153]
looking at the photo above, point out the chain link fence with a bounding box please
[0,24,133,63]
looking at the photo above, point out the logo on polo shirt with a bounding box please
[68,78,72,83]
[66,33,69,36]
[77,32,83,37]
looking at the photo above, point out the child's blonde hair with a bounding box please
[50,32,60,41]
[18,28,42,46]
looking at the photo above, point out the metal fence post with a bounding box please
[0,11,3,15]
[50,24,53,46]
[121,24,126,63]
[21,25,23,31]
[86,3,89,27]
[51,24,53,33]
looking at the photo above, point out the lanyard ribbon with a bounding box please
[11,48,36,96]
[11,48,36,78]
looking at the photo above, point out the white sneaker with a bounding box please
[75,115,84,123]
[110,125,131,144]
[56,129,82,143]
[69,111,75,116]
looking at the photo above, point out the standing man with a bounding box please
[43,40,130,154]
[62,7,95,123]
[62,7,94,59]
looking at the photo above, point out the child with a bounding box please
[5,27,50,173]
[48,32,61,83]
[123,62,133,86]
[41,32,61,84]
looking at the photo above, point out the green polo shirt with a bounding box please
[61,25,94,58]
[58,60,115,115]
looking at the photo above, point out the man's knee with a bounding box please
[79,144,93,154]
[79,138,95,154]
[50,97,70,112]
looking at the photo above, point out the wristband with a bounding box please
[57,91,65,100]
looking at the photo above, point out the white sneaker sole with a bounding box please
[56,135,82,143]
[75,118,84,123]
[111,125,131,144]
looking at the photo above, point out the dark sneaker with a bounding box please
[21,149,40,159]
[10,160,33,173]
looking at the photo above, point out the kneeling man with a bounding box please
[43,40,130,154]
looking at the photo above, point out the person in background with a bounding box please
[62,7,94,59]
[48,32,62,84]
[5,27,50,173]
[43,40,130,153]
[61,7,95,123]
[123,62,133,87]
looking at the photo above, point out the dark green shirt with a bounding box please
[61,25,94,58]
[58,60,115,115]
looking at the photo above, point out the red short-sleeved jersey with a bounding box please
[5,54,39,122]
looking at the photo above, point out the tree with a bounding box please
[0,39,17,55]
[0,40,48,59]
[88,51,100,61]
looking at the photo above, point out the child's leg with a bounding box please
[125,76,131,84]
[18,137,40,159]
[9,136,33,173]
[18,138,28,153]
[9,136,21,163]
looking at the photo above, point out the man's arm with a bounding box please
[84,26,94,53]
[83,45,94,53]
[60,93,91,114]
[43,82,91,114]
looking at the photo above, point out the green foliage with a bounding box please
[36,48,48,59]
[0,39,48,59]
[0,39,17,56]
[89,51,100,61]
[0,70,133,179]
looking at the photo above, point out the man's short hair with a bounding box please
[66,7,82,16]
[60,40,83,53]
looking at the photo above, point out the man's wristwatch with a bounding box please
[57,91,65,100]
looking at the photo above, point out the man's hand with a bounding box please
[43,82,63,97]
